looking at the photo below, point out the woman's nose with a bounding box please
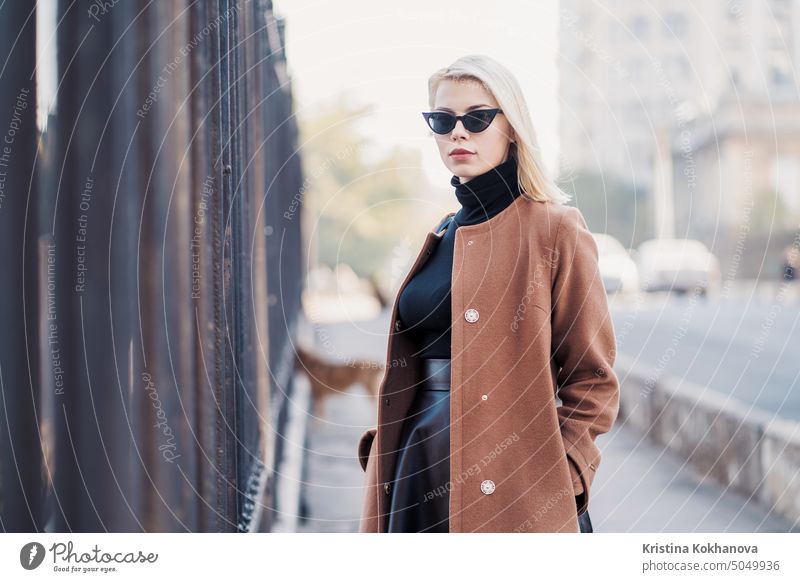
[450,119,469,138]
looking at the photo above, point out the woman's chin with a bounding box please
[447,160,479,179]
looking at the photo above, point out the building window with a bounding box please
[771,53,792,86]
[631,15,648,40]
[664,12,688,39]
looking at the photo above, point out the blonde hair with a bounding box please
[427,54,571,205]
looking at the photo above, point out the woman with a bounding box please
[357,54,620,533]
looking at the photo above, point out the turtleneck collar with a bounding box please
[451,155,523,226]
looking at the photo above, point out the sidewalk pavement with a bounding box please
[295,309,798,533]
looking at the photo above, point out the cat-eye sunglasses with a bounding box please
[421,108,504,135]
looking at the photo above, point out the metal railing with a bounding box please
[0,0,303,533]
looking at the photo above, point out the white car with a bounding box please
[591,233,640,296]
[635,238,721,296]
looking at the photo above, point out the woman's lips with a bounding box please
[450,149,475,160]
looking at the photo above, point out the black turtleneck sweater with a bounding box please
[397,156,523,358]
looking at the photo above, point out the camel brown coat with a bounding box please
[357,196,620,533]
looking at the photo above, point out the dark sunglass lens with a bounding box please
[464,110,494,132]
[429,112,455,134]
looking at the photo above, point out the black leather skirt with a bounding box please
[387,358,451,532]
[386,357,594,533]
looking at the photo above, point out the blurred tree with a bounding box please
[298,98,434,280]
[557,168,651,248]
[750,187,794,233]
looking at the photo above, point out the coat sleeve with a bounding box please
[549,206,620,516]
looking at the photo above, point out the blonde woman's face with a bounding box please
[430,78,515,183]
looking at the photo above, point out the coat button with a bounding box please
[384,482,392,495]
[395,319,402,332]
[480,479,495,495]
[464,308,479,323]
[594,367,605,376]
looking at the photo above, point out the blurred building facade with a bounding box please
[559,0,800,248]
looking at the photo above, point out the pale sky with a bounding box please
[272,0,561,188]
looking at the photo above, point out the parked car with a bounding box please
[591,233,639,295]
[635,238,721,296]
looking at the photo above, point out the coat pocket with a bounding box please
[563,439,599,516]
[357,427,377,472]
[358,427,381,532]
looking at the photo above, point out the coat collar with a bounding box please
[433,193,532,238]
